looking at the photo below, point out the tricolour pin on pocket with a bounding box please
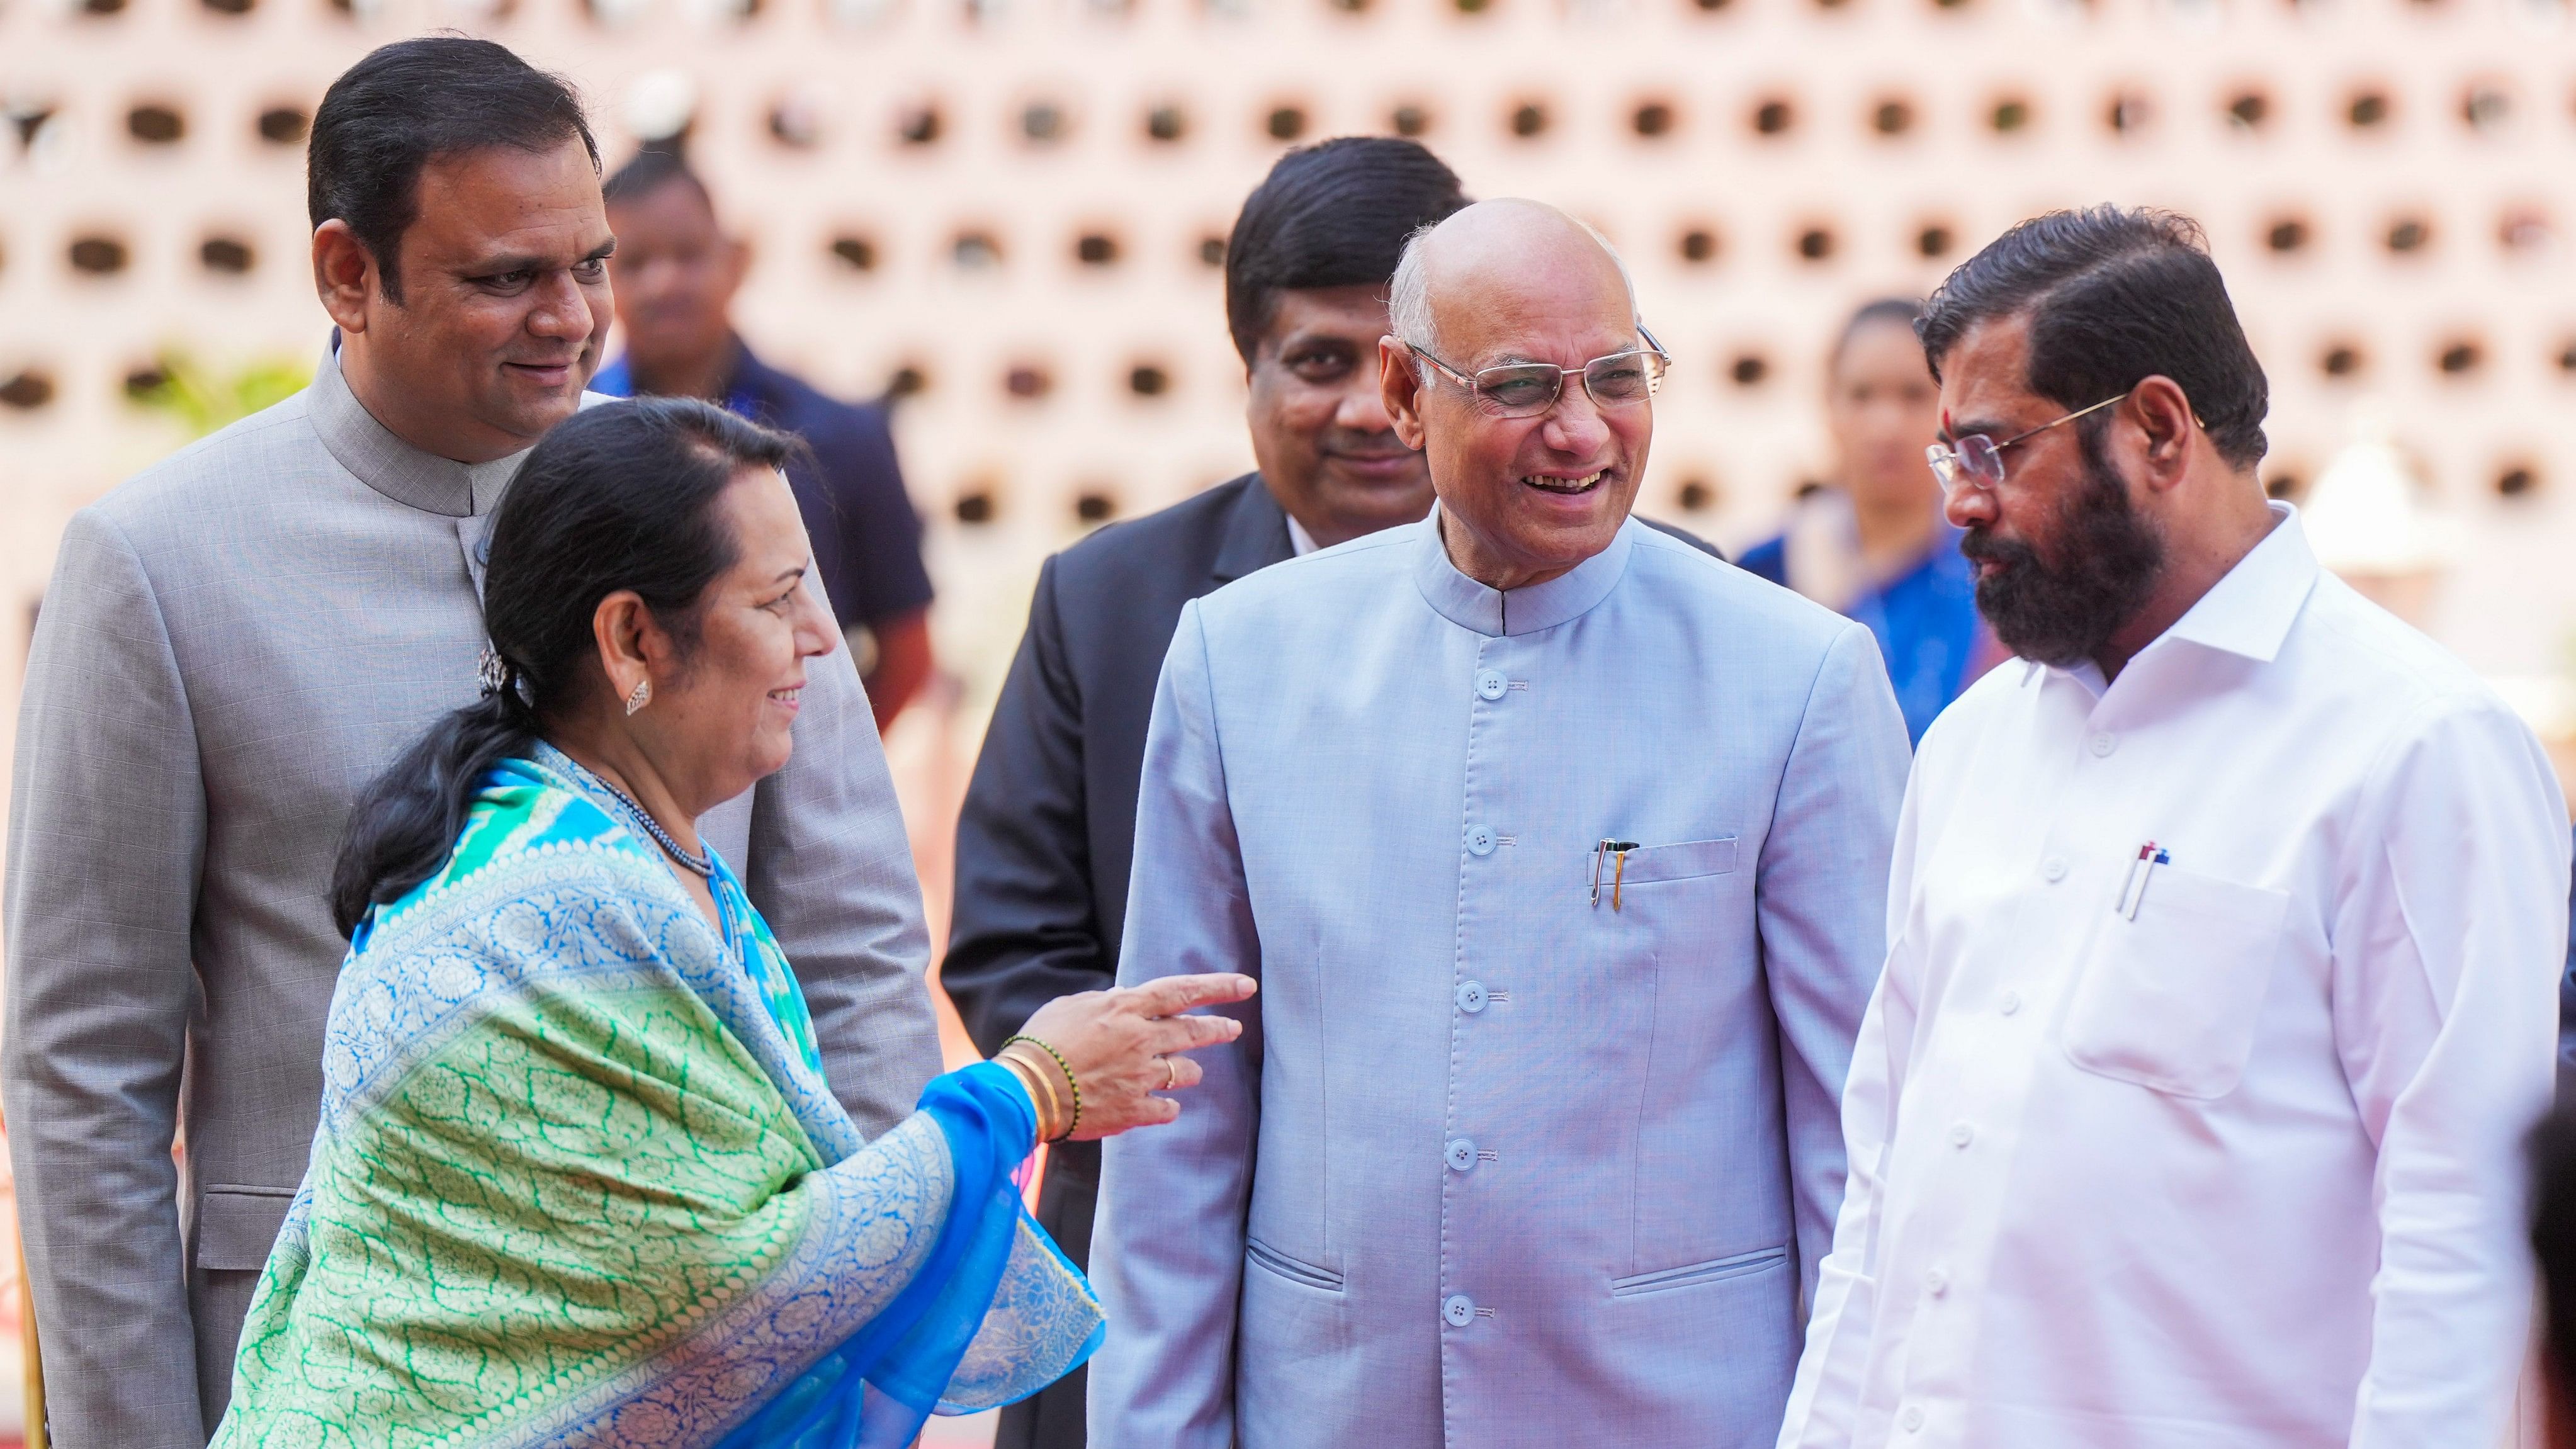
[2060,854,2291,1100]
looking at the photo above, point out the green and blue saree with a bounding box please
[210,745,1101,1449]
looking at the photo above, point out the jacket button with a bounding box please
[1443,1294,1476,1326]
[1446,1137,1477,1171]
[1476,668,1508,701]
[1466,825,1497,857]
[1455,981,1488,1013]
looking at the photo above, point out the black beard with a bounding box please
[1960,444,2165,667]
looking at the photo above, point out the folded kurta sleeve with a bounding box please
[2328,696,2568,1449]
[3,507,213,1449]
[1089,601,1263,1449]
[1756,620,1911,1303]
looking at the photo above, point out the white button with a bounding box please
[2040,855,2068,882]
[1476,668,1508,701]
[1999,989,2021,1016]
[1949,1122,1974,1149]
[1901,1406,1925,1433]
[1442,1294,1476,1327]
[1467,826,1497,857]
[2089,731,2117,757]
[1924,1267,1948,1297]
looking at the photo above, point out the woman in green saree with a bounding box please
[209,397,1253,1449]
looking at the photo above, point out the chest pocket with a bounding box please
[1608,837,1739,886]
[2060,862,2292,1100]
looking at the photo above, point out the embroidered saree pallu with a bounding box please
[211,755,1102,1449]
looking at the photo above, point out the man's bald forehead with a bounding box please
[1391,198,1636,356]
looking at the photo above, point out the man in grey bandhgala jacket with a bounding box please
[1088,200,1910,1448]
[1,40,941,1448]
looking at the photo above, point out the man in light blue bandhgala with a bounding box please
[1088,199,1913,1449]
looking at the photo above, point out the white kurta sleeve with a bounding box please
[2330,694,2568,1449]
[1087,600,1264,1449]
[1777,755,1929,1449]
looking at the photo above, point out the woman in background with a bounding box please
[1739,298,1999,742]
[210,397,1253,1449]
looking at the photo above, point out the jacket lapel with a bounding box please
[1211,473,1296,585]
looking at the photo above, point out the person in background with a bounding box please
[1740,298,1997,743]
[1777,207,2570,1449]
[2530,1105,2576,1446]
[1090,198,1909,1449]
[595,145,935,731]
[938,135,1470,1449]
[3,39,942,1447]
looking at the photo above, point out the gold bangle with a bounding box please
[995,1046,1065,1142]
[1003,1035,1082,1142]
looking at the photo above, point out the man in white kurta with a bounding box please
[1778,207,2570,1449]
[1091,201,1913,1448]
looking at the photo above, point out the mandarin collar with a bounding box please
[1410,503,1637,638]
[308,341,531,519]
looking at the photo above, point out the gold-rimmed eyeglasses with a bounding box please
[1924,392,2128,498]
[1405,327,1672,419]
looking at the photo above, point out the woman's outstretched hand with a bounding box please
[1014,973,1258,1141]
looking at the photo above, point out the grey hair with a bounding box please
[1386,206,1641,380]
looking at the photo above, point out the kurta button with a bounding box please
[2040,855,2068,882]
[1455,981,1488,1013]
[1467,826,1497,857]
[1476,668,1508,701]
[1443,1294,1476,1327]
[1950,1122,1974,1148]
[1446,1137,1476,1171]
[1924,1267,1949,1297]
[1901,1406,1925,1433]
[2090,731,2117,757]
[1999,989,2021,1016]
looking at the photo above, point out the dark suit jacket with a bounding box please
[941,473,1722,1449]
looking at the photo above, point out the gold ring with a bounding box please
[1160,1056,1178,1091]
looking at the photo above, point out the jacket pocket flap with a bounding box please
[195,1184,297,1273]
[1611,837,1739,886]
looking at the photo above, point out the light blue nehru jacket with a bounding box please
[1090,512,1912,1449]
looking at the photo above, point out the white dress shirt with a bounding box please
[1778,504,2570,1449]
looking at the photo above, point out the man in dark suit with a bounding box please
[941,136,1471,1449]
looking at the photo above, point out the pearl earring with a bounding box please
[624,678,652,716]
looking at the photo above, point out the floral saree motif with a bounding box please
[209,748,1101,1449]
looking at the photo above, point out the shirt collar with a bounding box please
[2157,501,2317,665]
[1285,514,1321,557]
[2030,500,2318,697]
[1411,502,1635,638]
[310,340,531,519]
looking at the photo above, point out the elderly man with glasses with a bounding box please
[1086,198,1911,1449]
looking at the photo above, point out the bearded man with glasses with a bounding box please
[1088,198,1911,1449]
[1778,207,2569,1449]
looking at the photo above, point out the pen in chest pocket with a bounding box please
[2116,842,2171,920]
[1591,839,1642,910]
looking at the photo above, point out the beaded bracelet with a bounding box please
[1003,1034,1082,1142]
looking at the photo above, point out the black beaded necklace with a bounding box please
[569,757,715,879]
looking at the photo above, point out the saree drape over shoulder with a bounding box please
[209,748,1102,1449]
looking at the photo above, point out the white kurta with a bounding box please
[1778,504,2571,1449]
